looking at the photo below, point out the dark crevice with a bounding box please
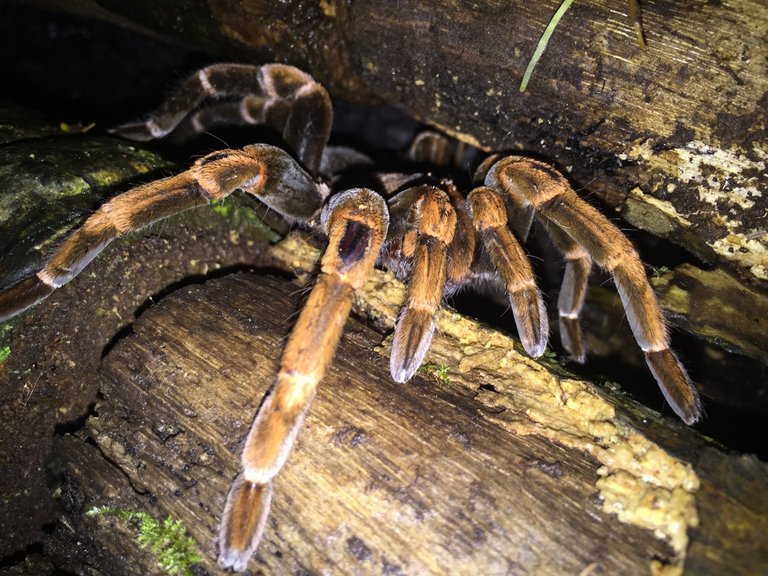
[478,383,499,393]
[53,402,96,436]
[100,263,295,359]
[75,436,151,500]
[0,543,44,568]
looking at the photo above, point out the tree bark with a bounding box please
[50,239,768,575]
[24,0,768,288]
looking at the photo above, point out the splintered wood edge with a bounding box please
[272,232,700,576]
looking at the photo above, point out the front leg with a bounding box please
[218,188,389,570]
[0,145,321,323]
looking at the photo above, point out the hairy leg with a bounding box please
[218,188,389,570]
[112,63,332,174]
[467,186,549,358]
[386,185,458,382]
[540,217,593,363]
[485,156,703,424]
[0,145,321,322]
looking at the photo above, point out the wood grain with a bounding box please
[21,0,768,286]
[44,243,764,575]
[77,273,670,574]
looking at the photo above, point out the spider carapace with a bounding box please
[0,63,702,571]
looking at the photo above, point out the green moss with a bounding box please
[420,362,452,386]
[87,506,203,575]
[209,197,281,243]
[0,324,11,363]
[652,265,671,278]
[534,348,575,379]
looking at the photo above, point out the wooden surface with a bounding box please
[69,274,670,575]
[49,237,768,575]
[23,0,768,288]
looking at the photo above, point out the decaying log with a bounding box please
[67,274,675,575]
[50,235,767,576]
[22,0,768,288]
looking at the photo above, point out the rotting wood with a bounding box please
[651,263,768,366]
[75,274,675,575]
[20,0,768,287]
[50,235,768,576]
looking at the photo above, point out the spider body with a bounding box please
[0,63,702,571]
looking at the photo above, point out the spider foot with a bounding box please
[108,120,159,142]
[388,185,457,382]
[218,188,389,568]
[0,275,55,322]
[468,186,549,358]
[218,476,273,571]
[646,349,704,424]
[559,315,586,364]
[391,308,437,383]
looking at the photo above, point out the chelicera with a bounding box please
[0,63,702,571]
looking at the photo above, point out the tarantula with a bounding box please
[0,63,702,570]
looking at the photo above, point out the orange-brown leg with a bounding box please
[485,156,703,424]
[468,186,549,358]
[445,201,476,294]
[541,218,593,363]
[112,63,332,175]
[218,188,388,570]
[386,185,457,382]
[0,170,210,322]
[0,145,321,323]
